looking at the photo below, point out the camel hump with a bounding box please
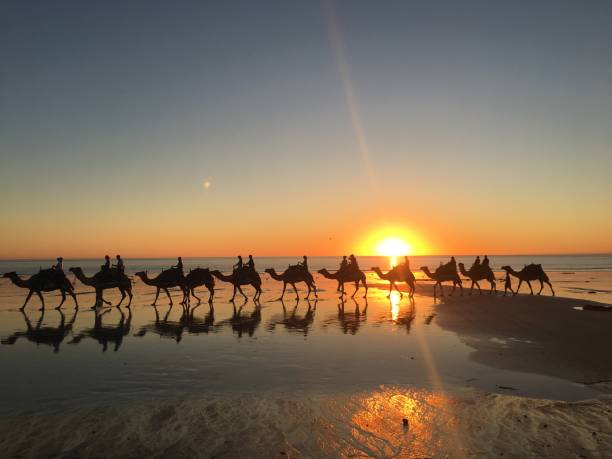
[35,269,69,287]
[157,268,184,283]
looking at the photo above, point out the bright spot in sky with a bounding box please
[376,237,412,257]
[203,181,211,189]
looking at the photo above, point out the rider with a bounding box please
[172,256,184,274]
[471,256,481,270]
[53,257,64,272]
[245,255,255,271]
[482,255,490,269]
[103,255,111,270]
[339,255,348,272]
[449,256,457,271]
[233,255,243,272]
[299,255,308,271]
[113,255,125,273]
[348,254,359,271]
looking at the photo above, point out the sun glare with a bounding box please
[377,237,412,257]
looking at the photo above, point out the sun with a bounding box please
[376,237,412,257]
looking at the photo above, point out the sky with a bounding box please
[1,0,611,258]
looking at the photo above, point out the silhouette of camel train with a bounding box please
[2,254,555,310]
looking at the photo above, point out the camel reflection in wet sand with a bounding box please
[134,303,217,342]
[376,293,417,334]
[216,299,262,338]
[69,307,132,352]
[267,298,317,336]
[1,308,77,353]
[322,297,368,335]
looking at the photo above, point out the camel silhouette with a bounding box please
[182,302,216,336]
[265,266,317,301]
[1,308,77,353]
[135,269,187,306]
[267,298,317,336]
[371,266,415,298]
[210,269,262,302]
[69,307,132,352]
[3,270,78,311]
[69,267,133,308]
[420,265,463,297]
[458,263,497,295]
[185,268,215,303]
[317,268,368,298]
[501,264,555,296]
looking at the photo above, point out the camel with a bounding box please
[3,270,78,310]
[1,308,77,353]
[458,263,497,295]
[501,264,555,296]
[371,265,415,298]
[185,268,215,303]
[210,269,262,302]
[69,267,133,308]
[317,268,368,298]
[265,266,317,300]
[69,307,132,352]
[420,265,463,297]
[135,269,187,306]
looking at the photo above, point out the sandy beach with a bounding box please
[0,265,611,458]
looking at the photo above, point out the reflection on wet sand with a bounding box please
[216,299,262,338]
[322,297,368,334]
[1,308,77,353]
[69,307,132,352]
[267,298,317,336]
[376,292,417,334]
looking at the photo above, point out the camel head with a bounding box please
[134,271,147,279]
[264,268,274,275]
[2,272,17,278]
[68,267,82,275]
[500,265,512,273]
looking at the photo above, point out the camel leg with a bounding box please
[21,290,34,311]
[278,282,287,301]
[547,281,555,296]
[469,282,475,296]
[69,289,79,309]
[163,288,173,305]
[394,282,403,298]
[35,291,46,310]
[191,288,201,303]
[151,288,161,306]
[387,282,393,298]
[363,280,368,298]
[475,281,482,295]
[56,290,67,309]
[116,289,126,307]
[208,286,214,303]
[230,285,237,302]
[351,281,359,298]
[305,283,311,300]
[515,280,522,295]
[313,282,318,298]
[126,289,133,307]
[236,284,248,301]
[526,280,533,295]
[291,282,299,300]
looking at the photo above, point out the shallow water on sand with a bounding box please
[0,271,609,418]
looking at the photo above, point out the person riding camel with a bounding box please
[449,256,457,272]
[172,257,184,274]
[113,255,125,273]
[339,255,348,272]
[103,255,111,270]
[53,257,64,272]
[245,255,255,271]
[471,256,481,271]
[233,256,243,272]
[299,255,308,271]
[348,254,359,272]
[482,255,490,269]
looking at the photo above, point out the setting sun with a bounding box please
[376,237,412,257]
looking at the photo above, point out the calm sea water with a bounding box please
[2,254,612,275]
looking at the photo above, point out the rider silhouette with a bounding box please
[299,255,308,271]
[53,257,64,272]
[246,255,255,271]
[233,256,243,272]
[113,255,125,273]
[471,256,481,270]
[348,254,359,271]
[172,257,184,273]
[103,255,111,270]
[340,256,348,271]
[482,255,490,269]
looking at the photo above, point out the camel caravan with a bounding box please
[2,253,556,310]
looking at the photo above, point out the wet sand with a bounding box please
[0,270,611,457]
